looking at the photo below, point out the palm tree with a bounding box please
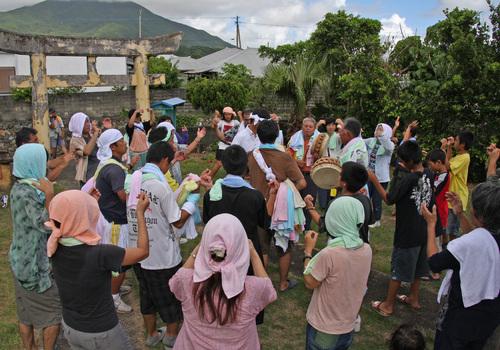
[264,55,324,121]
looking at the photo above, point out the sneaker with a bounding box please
[145,327,166,347]
[113,295,132,313]
[368,221,381,229]
[179,238,188,245]
[1,194,8,208]
[354,315,361,333]
[162,335,177,349]
[120,285,132,296]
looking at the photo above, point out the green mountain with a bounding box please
[0,0,233,57]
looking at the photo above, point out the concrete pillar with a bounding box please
[133,54,151,121]
[30,54,50,150]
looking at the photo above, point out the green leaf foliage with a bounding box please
[186,64,251,114]
[395,7,500,181]
[148,56,181,89]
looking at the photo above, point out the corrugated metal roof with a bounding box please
[151,97,185,107]
[164,48,270,77]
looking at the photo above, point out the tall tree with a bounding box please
[395,6,500,181]
[264,55,323,120]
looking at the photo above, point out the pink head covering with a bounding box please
[193,214,250,299]
[222,106,236,116]
[46,190,101,257]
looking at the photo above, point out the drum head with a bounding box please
[312,133,329,159]
[310,160,341,190]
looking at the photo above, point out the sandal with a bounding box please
[280,279,298,292]
[396,294,421,310]
[371,301,392,317]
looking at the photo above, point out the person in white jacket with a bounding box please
[364,123,395,228]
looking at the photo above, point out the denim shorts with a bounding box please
[62,319,133,350]
[50,136,64,148]
[446,209,461,237]
[391,245,429,283]
[306,323,353,350]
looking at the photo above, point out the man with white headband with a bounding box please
[231,112,263,153]
[94,129,134,313]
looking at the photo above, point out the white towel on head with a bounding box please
[156,121,178,144]
[97,128,123,161]
[69,112,89,138]
[250,113,264,125]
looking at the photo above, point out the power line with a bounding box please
[239,21,310,29]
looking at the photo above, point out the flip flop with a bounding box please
[371,301,392,317]
[280,279,298,292]
[396,294,421,310]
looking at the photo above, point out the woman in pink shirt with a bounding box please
[169,213,277,349]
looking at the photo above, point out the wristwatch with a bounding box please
[302,254,312,262]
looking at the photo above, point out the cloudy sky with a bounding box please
[0,0,494,47]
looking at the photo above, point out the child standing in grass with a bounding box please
[441,131,473,240]
[370,141,434,317]
[427,149,450,250]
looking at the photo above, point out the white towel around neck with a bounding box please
[437,227,500,308]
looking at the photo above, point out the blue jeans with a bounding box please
[368,181,388,221]
[306,323,353,350]
[317,188,330,210]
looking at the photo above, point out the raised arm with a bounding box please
[421,204,439,258]
[83,122,100,156]
[122,193,150,265]
[392,116,400,137]
[486,144,499,178]
[47,152,74,181]
[445,192,474,233]
[127,109,142,129]
[403,120,418,142]
[184,128,206,156]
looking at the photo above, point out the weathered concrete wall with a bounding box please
[0,87,324,161]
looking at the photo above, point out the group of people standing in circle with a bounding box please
[7,104,499,350]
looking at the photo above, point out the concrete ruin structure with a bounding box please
[0,29,182,148]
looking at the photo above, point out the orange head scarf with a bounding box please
[46,190,101,257]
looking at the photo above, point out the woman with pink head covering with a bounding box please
[169,214,277,350]
[47,190,151,350]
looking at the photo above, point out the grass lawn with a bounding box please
[0,153,439,349]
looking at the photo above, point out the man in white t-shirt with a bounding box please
[126,141,195,349]
[232,108,284,153]
[232,112,261,153]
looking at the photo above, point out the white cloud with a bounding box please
[141,0,346,48]
[0,1,421,49]
[0,0,346,48]
[380,13,415,43]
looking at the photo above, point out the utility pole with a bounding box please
[139,9,142,39]
[235,16,241,49]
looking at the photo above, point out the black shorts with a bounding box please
[133,263,183,323]
[390,245,429,283]
[120,265,132,273]
[215,148,225,160]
